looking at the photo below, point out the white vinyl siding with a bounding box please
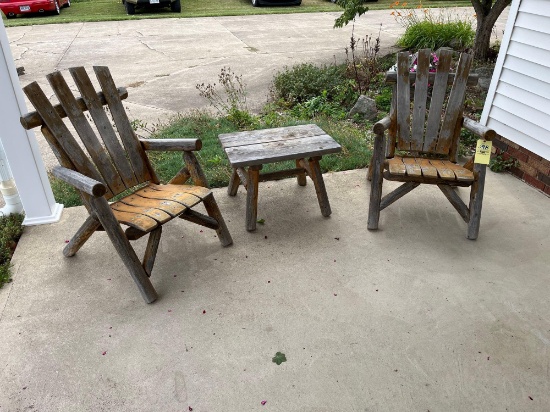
[481,0,550,161]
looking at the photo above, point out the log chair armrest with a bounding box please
[463,118,496,141]
[139,138,202,152]
[373,115,392,136]
[51,166,107,197]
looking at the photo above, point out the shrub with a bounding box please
[0,213,24,288]
[272,63,352,106]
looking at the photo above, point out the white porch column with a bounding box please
[0,17,63,225]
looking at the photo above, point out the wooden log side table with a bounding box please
[218,124,342,231]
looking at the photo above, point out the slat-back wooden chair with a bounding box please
[368,49,495,239]
[20,67,233,303]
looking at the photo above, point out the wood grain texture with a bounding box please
[296,159,307,186]
[307,157,331,217]
[94,66,155,184]
[463,118,496,140]
[20,86,128,130]
[135,187,203,208]
[223,134,341,168]
[168,167,191,185]
[246,166,261,231]
[69,67,138,191]
[118,194,187,217]
[380,182,419,210]
[140,138,202,152]
[51,166,107,197]
[385,72,478,86]
[202,192,233,247]
[436,52,473,154]
[467,163,486,240]
[367,132,385,230]
[179,209,220,231]
[110,201,173,224]
[48,71,126,195]
[219,124,325,148]
[142,226,162,277]
[63,215,101,257]
[227,169,241,196]
[396,52,411,150]
[438,185,470,223]
[415,158,438,179]
[424,49,453,152]
[23,81,114,199]
[411,49,431,151]
[402,157,422,177]
[89,195,158,303]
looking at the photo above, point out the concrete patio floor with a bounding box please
[1,168,549,411]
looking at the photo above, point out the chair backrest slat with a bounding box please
[93,66,157,184]
[69,67,139,190]
[435,52,473,154]
[386,84,398,158]
[423,49,453,152]
[396,52,411,150]
[23,81,114,199]
[47,71,127,196]
[410,49,431,152]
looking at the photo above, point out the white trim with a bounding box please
[0,18,64,225]
[480,0,521,125]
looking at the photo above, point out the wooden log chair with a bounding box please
[20,67,233,303]
[367,49,496,240]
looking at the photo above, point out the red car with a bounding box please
[0,0,70,19]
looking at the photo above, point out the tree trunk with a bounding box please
[471,0,512,60]
[473,16,494,60]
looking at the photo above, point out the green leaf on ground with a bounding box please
[257,218,265,225]
[272,352,287,365]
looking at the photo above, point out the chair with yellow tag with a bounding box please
[367,49,495,239]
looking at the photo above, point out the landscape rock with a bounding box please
[348,95,378,121]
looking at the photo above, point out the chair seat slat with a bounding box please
[70,67,139,191]
[110,202,172,224]
[111,209,159,233]
[134,186,204,208]
[119,194,188,217]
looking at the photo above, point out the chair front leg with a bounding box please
[89,196,158,303]
[467,163,487,240]
[367,133,386,230]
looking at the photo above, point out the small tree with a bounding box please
[471,0,511,59]
[334,0,512,60]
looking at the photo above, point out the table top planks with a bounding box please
[219,125,341,168]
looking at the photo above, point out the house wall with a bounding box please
[481,0,550,195]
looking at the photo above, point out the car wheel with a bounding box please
[251,0,261,7]
[53,1,60,14]
[65,0,71,7]
[170,0,181,12]
[125,1,135,14]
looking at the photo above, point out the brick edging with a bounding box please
[492,135,550,197]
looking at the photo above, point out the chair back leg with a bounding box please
[63,215,101,257]
[202,193,233,247]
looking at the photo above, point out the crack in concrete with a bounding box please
[55,22,84,70]
[138,38,172,61]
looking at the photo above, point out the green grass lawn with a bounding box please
[4,0,472,27]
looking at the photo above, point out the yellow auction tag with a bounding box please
[474,139,492,164]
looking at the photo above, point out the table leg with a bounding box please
[296,159,307,186]
[246,165,262,231]
[308,157,332,217]
[228,168,240,196]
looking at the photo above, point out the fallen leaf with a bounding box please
[257,218,265,225]
[102,351,107,356]
[272,352,287,365]
[64,240,70,243]
[261,400,267,405]
[202,310,206,314]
